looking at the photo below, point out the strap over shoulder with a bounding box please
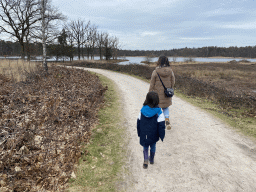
[156,72,167,89]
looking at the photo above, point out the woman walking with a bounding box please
[149,56,175,130]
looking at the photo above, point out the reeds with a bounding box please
[0,59,39,82]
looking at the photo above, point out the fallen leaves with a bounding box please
[0,66,107,191]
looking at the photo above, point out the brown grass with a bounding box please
[171,63,256,95]
[174,67,255,83]
[0,59,39,82]
[50,59,129,66]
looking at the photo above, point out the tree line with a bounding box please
[3,40,256,60]
[0,0,120,71]
[0,38,119,61]
[119,46,256,58]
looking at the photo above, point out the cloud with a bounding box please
[180,37,214,41]
[220,21,256,29]
[140,31,160,37]
[203,8,245,17]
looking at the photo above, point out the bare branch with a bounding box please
[66,19,90,60]
[0,0,65,61]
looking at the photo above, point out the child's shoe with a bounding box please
[165,118,171,130]
[143,160,148,169]
[143,150,149,169]
[149,151,155,164]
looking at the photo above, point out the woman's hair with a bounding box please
[143,91,159,108]
[157,55,170,67]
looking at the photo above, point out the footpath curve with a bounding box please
[76,67,256,192]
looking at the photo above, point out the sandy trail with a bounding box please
[75,67,256,192]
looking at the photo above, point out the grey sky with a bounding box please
[2,0,255,50]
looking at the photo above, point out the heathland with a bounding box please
[0,59,255,191]
[66,60,256,138]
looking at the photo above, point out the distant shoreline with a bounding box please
[1,55,255,60]
[119,56,255,59]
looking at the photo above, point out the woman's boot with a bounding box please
[149,151,155,164]
[143,150,148,169]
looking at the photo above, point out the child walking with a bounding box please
[137,91,166,169]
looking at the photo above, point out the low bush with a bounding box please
[183,57,195,63]
[239,59,250,63]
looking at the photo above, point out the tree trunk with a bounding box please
[41,0,48,72]
[77,37,80,60]
[99,46,102,60]
[82,44,84,60]
[86,47,90,60]
[26,38,30,61]
[20,42,25,60]
[92,43,95,60]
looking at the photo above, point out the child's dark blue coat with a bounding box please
[137,105,165,146]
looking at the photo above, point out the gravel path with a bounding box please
[75,67,256,192]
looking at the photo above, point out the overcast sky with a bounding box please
[2,0,255,50]
[51,0,256,50]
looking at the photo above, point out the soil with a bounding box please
[78,67,256,192]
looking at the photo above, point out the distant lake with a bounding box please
[1,56,256,65]
[116,56,256,65]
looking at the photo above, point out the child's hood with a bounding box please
[141,105,162,118]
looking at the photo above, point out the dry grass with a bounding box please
[52,59,129,66]
[175,68,255,83]
[171,63,256,93]
[0,59,39,82]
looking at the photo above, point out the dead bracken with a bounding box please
[0,65,107,191]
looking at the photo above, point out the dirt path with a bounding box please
[75,67,256,191]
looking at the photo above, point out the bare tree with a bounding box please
[111,36,119,60]
[0,0,42,59]
[40,0,47,71]
[84,24,92,60]
[0,0,64,71]
[88,25,97,60]
[67,19,90,60]
[96,32,105,60]
[65,28,75,61]
[103,33,112,60]
[32,1,64,42]
[36,0,65,72]
[144,52,155,64]
[172,53,177,62]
